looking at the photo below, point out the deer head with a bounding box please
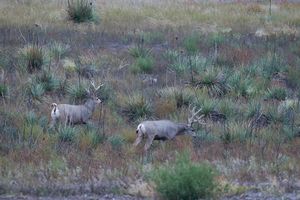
[85,79,103,104]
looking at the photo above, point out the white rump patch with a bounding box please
[137,124,146,136]
[51,104,60,119]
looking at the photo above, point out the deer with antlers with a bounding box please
[134,106,204,151]
[50,80,103,127]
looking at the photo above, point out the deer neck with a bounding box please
[176,123,189,135]
[84,99,96,112]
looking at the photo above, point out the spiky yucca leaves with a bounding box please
[20,45,44,73]
[25,79,45,103]
[122,94,152,122]
[35,71,60,93]
[67,0,96,23]
[58,126,77,143]
[191,69,229,97]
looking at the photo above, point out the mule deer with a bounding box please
[134,106,204,151]
[50,80,103,127]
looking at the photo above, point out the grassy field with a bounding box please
[0,0,300,199]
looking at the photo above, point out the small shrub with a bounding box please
[265,88,286,101]
[58,126,77,143]
[67,0,96,23]
[150,151,216,200]
[122,94,152,121]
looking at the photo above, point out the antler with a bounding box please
[90,80,103,91]
[188,105,205,126]
[85,79,104,96]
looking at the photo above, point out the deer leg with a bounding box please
[133,134,143,147]
[144,135,155,152]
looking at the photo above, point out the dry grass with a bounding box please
[1,0,300,34]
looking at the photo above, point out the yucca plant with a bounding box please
[35,71,60,92]
[58,126,77,143]
[66,83,89,103]
[192,69,229,97]
[122,94,152,122]
[25,80,45,102]
[67,0,96,23]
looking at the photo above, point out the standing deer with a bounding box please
[134,106,204,151]
[50,80,103,127]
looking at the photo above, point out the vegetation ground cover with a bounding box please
[0,0,300,199]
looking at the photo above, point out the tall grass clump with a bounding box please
[20,45,44,73]
[67,0,97,23]
[150,151,216,200]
